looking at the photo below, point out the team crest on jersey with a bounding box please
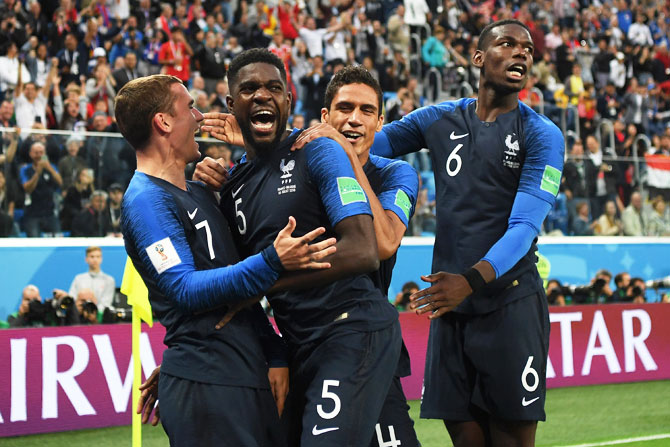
[278,158,297,195]
[146,237,182,274]
[503,133,521,169]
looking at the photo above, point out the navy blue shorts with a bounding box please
[370,374,421,447]
[421,292,550,422]
[283,321,402,447]
[158,372,286,446]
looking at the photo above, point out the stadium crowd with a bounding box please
[0,0,669,237]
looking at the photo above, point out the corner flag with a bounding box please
[120,256,153,447]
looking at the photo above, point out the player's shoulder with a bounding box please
[369,154,417,178]
[518,101,563,142]
[123,172,173,210]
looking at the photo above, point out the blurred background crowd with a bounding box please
[0,0,670,237]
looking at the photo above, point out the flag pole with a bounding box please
[132,310,142,447]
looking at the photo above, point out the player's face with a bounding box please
[167,83,204,163]
[228,62,292,155]
[321,83,384,157]
[474,24,534,94]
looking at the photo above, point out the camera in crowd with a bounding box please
[645,276,670,290]
[23,294,82,326]
[102,307,133,323]
[546,277,609,305]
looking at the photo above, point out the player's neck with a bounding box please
[136,145,188,190]
[475,89,519,122]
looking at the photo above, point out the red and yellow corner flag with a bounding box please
[120,257,152,447]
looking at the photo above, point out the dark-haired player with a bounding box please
[115,74,336,446]
[205,48,402,447]
[368,20,565,446]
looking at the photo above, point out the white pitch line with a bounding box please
[554,433,670,447]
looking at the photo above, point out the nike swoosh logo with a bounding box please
[449,131,469,140]
[312,425,339,436]
[187,208,198,220]
[522,396,539,406]
[232,184,244,198]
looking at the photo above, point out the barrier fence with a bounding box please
[1,303,669,437]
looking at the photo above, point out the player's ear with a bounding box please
[320,107,329,123]
[225,95,234,114]
[153,112,170,133]
[472,49,484,69]
[376,113,384,132]
[286,90,292,111]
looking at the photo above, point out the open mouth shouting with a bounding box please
[506,63,527,81]
[251,109,277,135]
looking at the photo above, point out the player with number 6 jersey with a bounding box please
[370,19,564,447]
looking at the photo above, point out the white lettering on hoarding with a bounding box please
[622,310,657,373]
[549,312,582,377]
[10,338,27,422]
[93,333,158,413]
[582,311,622,376]
[42,336,96,419]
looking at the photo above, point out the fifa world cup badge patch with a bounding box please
[337,177,367,205]
[394,189,412,220]
[541,165,561,196]
[146,237,182,274]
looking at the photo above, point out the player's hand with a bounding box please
[137,365,161,426]
[290,123,354,156]
[201,112,245,147]
[193,156,229,190]
[409,272,471,319]
[268,367,289,416]
[273,216,337,270]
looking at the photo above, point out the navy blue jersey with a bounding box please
[220,130,398,345]
[371,99,564,314]
[122,172,286,387]
[363,154,419,296]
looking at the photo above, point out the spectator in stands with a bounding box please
[86,111,133,189]
[60,167,94,233]
[323,13,351,64]
[646,195,670,236]
[563,139,597,226]
[194,31,226,94]
[108,182,123,236]
[71,189,113,237]
[14,56,56,129]
[394,281,419,311]
[592,38,614,90]
[300,54,329,123]
[0,170,17,237]
[622,191,647,236]
[209,79,229,112]
[387,4,409,59]
[56,33,87,88]
[623,78,651,134]
[628,277,647,303]
[20,141,62,237]
[0,100,15,128]
[422,25,448,72]
[585,134,620,218]
[612,272,631,302]
[572,200,597,236]
[597,81,621,122]
[610,51,628,94]
[57,136,87,190]
[628,13,653,47]
[85,59,116,117]
[25,42,51,89]
[595,200,623,236]
[0,41,30,98]
[158,26,193,83]
[111,51,141,91]
[68,246,115,312]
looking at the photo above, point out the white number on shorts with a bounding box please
[375,423,401,447]
[446,144,463,177]
[521,356,539,392]
[194,220,215,260]
[317,380,341,420]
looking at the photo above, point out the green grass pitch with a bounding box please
[1,381,668,447]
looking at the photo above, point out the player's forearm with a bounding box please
[269,215,379,292]
[344,151,400,260]
[157,246,282,313]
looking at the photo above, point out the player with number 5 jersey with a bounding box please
[369,19,564,447]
